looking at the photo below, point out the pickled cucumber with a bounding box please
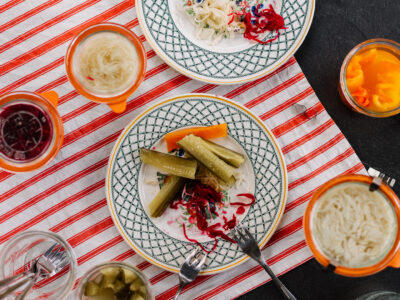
[148,175,185,218]
[130,294,145,300]
[129,279,142,292]
[83,267,148,300]
[201,139,244,167]
[100,268,120,290]
[122,268,137,284]
[140,148,197,179]
[138,285,147,295]
[85,281,100,296]
[113,280,125,293]
[177,134,235,184]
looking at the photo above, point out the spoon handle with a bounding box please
[16,277,36,300]
[0,273,34,299]
[0,272,27,286]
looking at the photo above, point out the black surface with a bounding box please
[239,0,400,299]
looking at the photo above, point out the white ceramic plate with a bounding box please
[106,94,287,274]
[136,0,315,84]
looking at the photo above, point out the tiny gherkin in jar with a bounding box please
[83,267,149,300]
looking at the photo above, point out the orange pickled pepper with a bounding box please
[346,47,400,112]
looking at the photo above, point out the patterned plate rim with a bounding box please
[106,93,288,274]
[136,0,315,84]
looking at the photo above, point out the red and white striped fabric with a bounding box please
[0,1,366,299]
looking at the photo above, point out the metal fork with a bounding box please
[232,225,297,300]
[173,247,207,300]
[0,243,69,299]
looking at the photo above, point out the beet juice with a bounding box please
[0,102,53,162]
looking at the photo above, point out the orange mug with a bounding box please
[304,174,400,277]
[0,91,63,172]
[65,22,147,113]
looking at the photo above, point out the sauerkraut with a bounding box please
[76,32,139,95]
[183,0,243,44]
[312,182,396,267]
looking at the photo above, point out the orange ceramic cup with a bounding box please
[65,22,147,113]
[304,174,400,277]
[0,91,63,173]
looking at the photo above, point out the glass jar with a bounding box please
[303,174,400,277]
[0,230,77,300]
[75,261,152,300]
[0,91,63,172]
[339,38,400,117]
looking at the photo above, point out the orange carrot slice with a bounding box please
[165,123,228,152]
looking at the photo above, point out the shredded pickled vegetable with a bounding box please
[183,0,243,44]
[77,32,138,94]
[182,0,285,44]
[242,4,286,44]
[196,164,224,192]
[312,183,396,267]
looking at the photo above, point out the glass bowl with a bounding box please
[339,38,400,118]
[303,174,400,277]
[65,22,147,113]
[0,91,63,172]
[75,261,152,300]
[0,230,77,299]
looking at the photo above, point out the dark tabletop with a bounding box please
[239,0,400,299]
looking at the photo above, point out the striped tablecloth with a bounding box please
[0,1,366,299]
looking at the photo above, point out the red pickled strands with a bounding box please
[223,215,237,230]
[182,223,216,253]
[228,15,235,25]
[236,206,245,214]
[86,76,94,81]
[175,182,237,250]
[207,226,236,244]
[242,4,286,44]
[230,193,255,206]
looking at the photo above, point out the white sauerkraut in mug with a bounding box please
[75,31,139,96]
[312,182,397,267]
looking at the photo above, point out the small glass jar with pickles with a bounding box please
[75,261,152,300]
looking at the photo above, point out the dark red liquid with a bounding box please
[0,102,53,162]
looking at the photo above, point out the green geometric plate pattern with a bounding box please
[136,0,315,84]
[106,94,288,274]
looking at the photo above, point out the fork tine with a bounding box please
[43,243,57,257]
[190,249,204,265]
[47,246,61,261]
[242,226,253,239]
[55,252,67,263]
[198,252,207,267]
[231,228,240,241]
[236,226,248,240]
[57,258,70,271]
[186,246,200,263]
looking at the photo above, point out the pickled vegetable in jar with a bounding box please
[346,47,400,112]
[0,102,53,162]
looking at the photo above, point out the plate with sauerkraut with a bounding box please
[136,0,314,84]
[106,94,287,274]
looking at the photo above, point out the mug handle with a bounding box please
[108,100,127,113]
[389,250,400,268]
[39,90,59,107]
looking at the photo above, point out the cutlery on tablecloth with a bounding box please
[0,243,70,300]
[232,225,297,300]
[174,247,207,300]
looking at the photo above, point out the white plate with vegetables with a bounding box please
[106,94,287,274]
[136,0,314,84]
